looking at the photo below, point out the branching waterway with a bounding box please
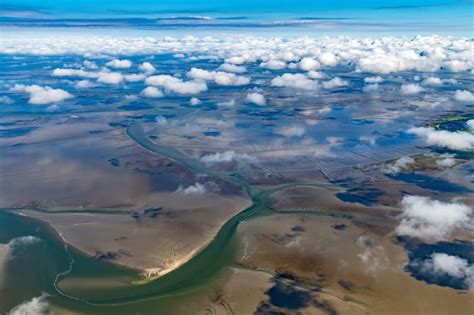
[0,123,344,312]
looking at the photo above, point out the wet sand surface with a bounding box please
[18,194,250,274]
[236,214,474,315]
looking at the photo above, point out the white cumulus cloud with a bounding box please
[139,62,156,74]
[218,63,246,73]
[260,59,286,70]
[141,86,163,98]
[201,150,251,165]
[245,92,266,106]
[146,75,207,95]
[271,73,318,91]
[408,127,474,150]
[454,90,474,102]
[176,183,206,195]
[401,83,424,95]
[275,125,306,137]
[187,68,250,86]
[322,77,348,89]
[299,57,320,71]
[420,253,474,290]
[396,196,472,241]
[10,84,73,105]
[106,59,132,69]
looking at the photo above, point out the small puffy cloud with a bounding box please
[385,156,415,173]
[189,97,201,105]
[217,99,236,107]
[125,94,138,101]
[363,83,379,92]
[401,83,424,95]
[260,59,286,70]
[319,52,337,67]
[124,74,146,82]
[454,90,474,102]
[408,127,474,150]
[224,54,256,65]
[200,150,251,165]
[176,183,206,195]
[218,63,246,73]
[422,76,442,85]
[271,73,318,91]
[436,154,456,168]
[214,72,250,86]
[322,77,348,89]
[8,235,41,249]
[356,235,386,272]
[299,57,320,71]
[146,75,207,95]
[396,196,472,241]
[364,76,383,83]
[275,125,306,137]
[139,62,156,74]
[52,68,94,78]
[307,70,324,79]
[97,72,123,85]
[155,115,168,126]
[8,294,49,315]
[187,68,250,86]
[419,253,474,290]
[0,95,14,104]
[245,92,266,106]
[141,86,163,98]
[467,120,474,130]
[106,59,132,69]
[74,80,96,89]
[10,84,73,105]
[83,60,98,69]
[360,135,376,145]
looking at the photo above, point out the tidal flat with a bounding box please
[0,35,473,314]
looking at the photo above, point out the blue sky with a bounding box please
[1,0,473,35]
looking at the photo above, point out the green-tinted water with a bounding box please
[0,123,340,313]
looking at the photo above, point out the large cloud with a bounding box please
[408,127,474,150]
[145,75,207,95]
[396,196,472,241]
[3,36,472,76]
[9,84,73,104]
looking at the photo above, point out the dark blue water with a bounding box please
[398,236,474,290]
[388,173,471,193]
